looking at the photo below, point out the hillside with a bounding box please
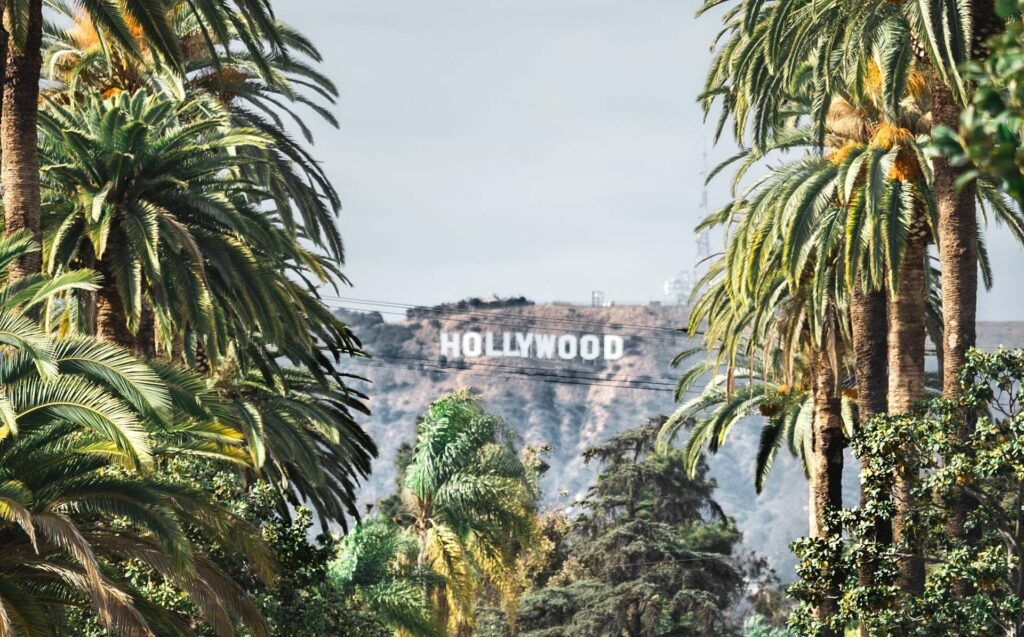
[336,302,1024,578]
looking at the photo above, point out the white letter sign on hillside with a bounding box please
[439,332,625,361]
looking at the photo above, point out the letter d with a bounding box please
[603,335,624,360]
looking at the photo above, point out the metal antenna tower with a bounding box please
[663,144,713,306]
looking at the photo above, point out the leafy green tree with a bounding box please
[146,459,355,637]
[743,616,793,637]
[933,0,1024,207]
[517,420,745,637]
[791,348,1024,636]
[61,455,364,637]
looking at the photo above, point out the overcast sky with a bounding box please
[277,0,1023,320]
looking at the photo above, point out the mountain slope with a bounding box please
[337,302,1024,578]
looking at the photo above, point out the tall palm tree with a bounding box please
[41,4,345,260]
[39,89,377,527]
[39,90,355,374]
[331,516,444,637]
[0,232,275,636]
[693,217,903,628]
[401,393,537,636]
[38,90,269,351]
[0,0,283,282]
[698,0,1007,400]
[671,248,850,631]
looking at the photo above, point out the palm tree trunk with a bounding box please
[931,1,1001,588]
[887,229,928,595]
[850,287,890,636]
[931,69,983,584]
[851,288,889,419]
[811,338,846,534]
[931,77,977,400]
[78,244,97,335]
[808,476,819,538]
[0,7,8,145]
[434,588,450,634]
[135,299,155,358]
[810,342,845,637]
[1,0,42,284]
[95,265,135,349]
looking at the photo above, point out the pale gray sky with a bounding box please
[278,0,1023,320]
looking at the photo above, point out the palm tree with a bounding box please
[670,242,853,631]
[0,423,273,637]
[657,348,830,497]
[401,393,537,636]
[216,369,376,529]
[331,516,444,637]
[0,0,283,282]
[38,89,269,351]
[0,232,275,636]
[699,0,1008,400]
[41,4,345,260]
[39,89,377,527]
[39,90,354,372]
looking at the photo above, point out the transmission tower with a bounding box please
[663,148,712,306]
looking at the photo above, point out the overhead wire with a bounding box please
[316,295,707,394]
[324,303,700,346]
[353,351,682,388]
[338,356,687,394]
[321,295,698,336]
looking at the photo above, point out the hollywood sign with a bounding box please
[440,331,625,361]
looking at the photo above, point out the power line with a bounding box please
[342,358,675,393]
[325,304,700,346]
[324,296,695,336]
[326,300,691,338]
[338,356,681,394]
[361,352,682,389]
